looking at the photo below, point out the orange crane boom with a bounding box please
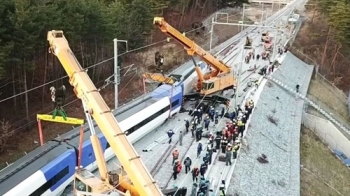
[153,17,231,77]
[47,30,163,196]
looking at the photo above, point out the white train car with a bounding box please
[169,59,209,95]
[0,95,176,196]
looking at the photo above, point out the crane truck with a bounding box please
[150,17,236,96]
[47,30,168,196]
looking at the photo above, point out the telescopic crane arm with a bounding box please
[47,30,163,196]
[153,17,231,76]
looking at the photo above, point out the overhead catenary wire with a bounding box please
[0,24,211,104]
[0,73,140,140]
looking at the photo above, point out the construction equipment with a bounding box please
[153,17,236,95]
[47,30,164,196]
[50,85,67,119]
[244,36,252,49]
[142,72,178,84]
[261,32,269,42]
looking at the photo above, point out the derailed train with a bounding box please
[0,60,209,196]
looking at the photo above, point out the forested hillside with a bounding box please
[293,0,350,89]
[0,0,249,164]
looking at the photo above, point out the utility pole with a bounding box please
[235,44,245,106]
[209,17,214,52]
[113,39,128,109]
[261,3,264,24]
[242,4,246,32]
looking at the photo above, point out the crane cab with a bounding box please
[201,74,236,95]
[74,168,117,195]
[74,168,135,196]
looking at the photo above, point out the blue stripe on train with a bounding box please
[80,134,108,168]
[40,149,76,191]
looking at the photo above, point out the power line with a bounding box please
[0,25,209,104]
[0,63,182,141]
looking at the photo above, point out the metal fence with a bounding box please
[302,112,350,156]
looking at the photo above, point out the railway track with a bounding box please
[162,137,196,189]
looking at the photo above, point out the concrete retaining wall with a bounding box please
[302,112,350,157]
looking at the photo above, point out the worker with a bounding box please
[173,160,182,180]
[202,152,209,166]
[296,84,300,93]
[191,166,200,182]
[215,134,221,150]
[205,179,211,195]
[199,162,208,176]
[173,160,179,180]
[221,137,228,154]
[198,108,203,122]
[229,110,235,121]
[190,183,198,196]
[198,178,208,195]
[197,142,203,158]
[196,125,203,141]
[179,130,183,146]
[184,155,192,174]
[219,180,226,196]
[191,121,196,138]
[214,110,219,124]
[204,115,210,130]
[232,142,240,159]
[207,144,213,165]
[185,119,190,133]
[237,120,245,138]
[225,143,232,166]
[167,129,175,144]
[172,149,179,164]
[209,106,215,121]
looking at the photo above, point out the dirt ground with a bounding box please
[308,76,348,119]
[300,126,350,196]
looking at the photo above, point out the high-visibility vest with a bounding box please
[219,189,225,196]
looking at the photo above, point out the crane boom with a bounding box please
[47,30,163,196]
[153,17,231,75]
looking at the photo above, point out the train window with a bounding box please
[171,99,179,108]
[106,142,110,149]
[29,166,70,196]
[125,104,170,135]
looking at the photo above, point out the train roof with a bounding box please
[0,141,71,195]
[114,96,158,122]
[57,94,159,142]
[170,59,196,76]
[150,84,182,99]
[169,58,207,80]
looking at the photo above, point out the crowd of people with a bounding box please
[163,35,288,196]
[166,98,255,196]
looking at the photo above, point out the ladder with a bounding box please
[265,75,350,137]
[142,72,177,84]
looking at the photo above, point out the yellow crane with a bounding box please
[47,30,163,196]
[153,17,236,95]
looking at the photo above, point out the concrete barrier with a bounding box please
[302,112,350,158]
